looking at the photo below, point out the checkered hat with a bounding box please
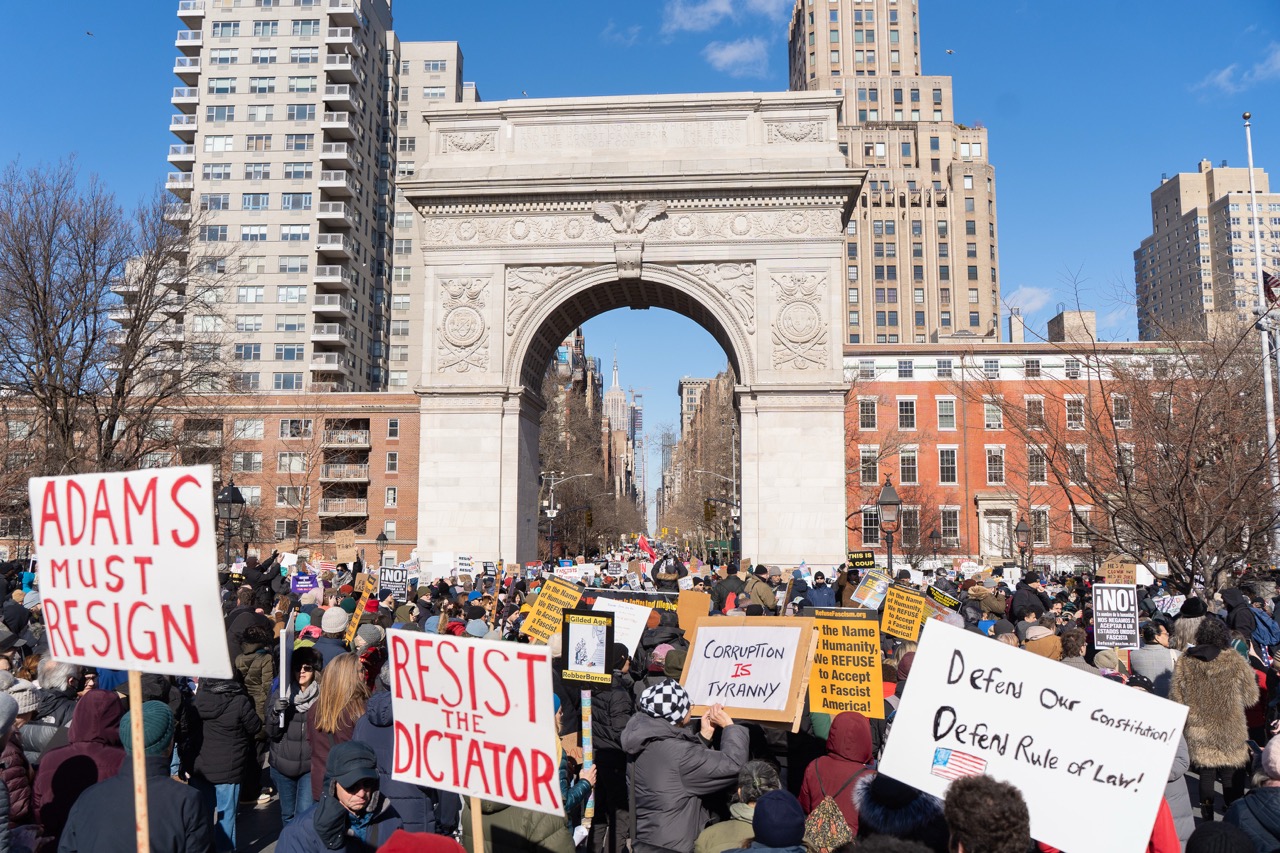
[638,681,692,725]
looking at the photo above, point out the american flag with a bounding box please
[314,560,337,574]
[931,748,986,781]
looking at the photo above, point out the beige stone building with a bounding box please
[1135,159,1280,339]
[151,1,477,395]
[788,0,1000,346]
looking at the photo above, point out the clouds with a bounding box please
[601,20,642,48]
[1004,285,1055,316]
[1194,41,1280,94]
[703,38,770,78]
[661,0,793,34]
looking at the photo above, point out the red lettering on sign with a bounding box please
[169,474,201,547]
[731,663,752,678]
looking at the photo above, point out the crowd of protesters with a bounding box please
[2,548,1280,852]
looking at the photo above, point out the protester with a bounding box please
[1172,598,1208,651]
[1224,737,1280,848]
[941,774,1030,853]
[1130,621,1180,698]
[235,623,276,727]
[276,741,403,852]
[589,643,636,853]
[710,564,747,613]
[314,608,352,666]
[34,689,126,845]
[742,789,807,853]
[853,773,947,850]
[621,685,748,853]
[59,701,214,853]
[307,653,369,802]
[1184,822,1257,853]
[187,675,262,852]
[745,566,778,614]
[693,760,781,853]
[808,573,837,608]
[1221,588,1258,639]
[23,660,83,759]
[799,711,875,833]
[1058,628,1098,675]
[459,792,575,853]
[267,646,320,828]
[1171,615,1259,819]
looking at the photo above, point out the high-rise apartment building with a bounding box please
[677,377,711,433]
[154,1,476,394]
[788,0,1001,346]
[1135,159,1279,339]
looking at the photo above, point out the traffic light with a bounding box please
[585,510,593,528]
[704,500,714,523]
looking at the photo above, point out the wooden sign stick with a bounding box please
[128,669,150,853]
[470,794,485,852]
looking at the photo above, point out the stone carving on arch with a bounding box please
[504,266,586,334]
[771,271,829,370]
[436,277,491,373]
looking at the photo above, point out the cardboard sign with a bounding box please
[380,566,410,600]
[808,609,884,718]
[850,570,892,609]
[30,465,231,679]
[880,621,1187,853]
[847,550,876,571]
[590,596,653,654]
[680,616,817,723]
[883,584,927,641]
[561,610,614,685]
[676,589,712,633]
[1102,559,1137,586]
[1093,584,1141,649]
[334,530,357,565]
[388,631,563,816]
[520,577,583,643]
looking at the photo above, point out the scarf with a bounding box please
[293,680,320,714]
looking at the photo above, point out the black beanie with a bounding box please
[1186,822,1257,853]
[1180,597,1208,619]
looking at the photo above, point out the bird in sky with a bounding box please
[946,49,954,54]
[86,30,95,36]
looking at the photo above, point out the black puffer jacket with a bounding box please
[264,686,313,779]
[187,678,261,784]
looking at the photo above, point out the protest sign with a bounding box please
[625,572,640,589]
[482,561,496,576]
[290,571,319,596]
[1101,559,1137,586]
[677,576,694,591]
[520,577,583,643]
[456,554,474,574]
[606,561,623,576]
[279,610,296,718]
[590,596,653,654]
[345,570,378,645]
[381,565,410,600]
[1152,594,1186,616]
[580,587,678,612]
[883,584,927,641]
[30,464,231,679]
[1093,584,1141,649]
[561,610,614,685]
[880,620,1186,853]
[850,570,892,609]
[925,585,961,611]
[680,616,817,724]
[388,631,563,816]
[279,552,299,569]
[676,589,712,633]
[808,609,884,718]
[334,530,357,564]
[847,550,876,571]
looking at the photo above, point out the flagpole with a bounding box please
[1244,112,1280,554]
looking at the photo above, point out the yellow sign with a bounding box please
[344,570,378,646]
[883,584,927,641]
[808,609,884,718]
[520,577,584,643]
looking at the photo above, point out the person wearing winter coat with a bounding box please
[942,775,1030,853]
[460,797,575,853]
[738,789,807,853]
[267,647,320,827]
[1130,621,1180,698]
[1009,573,1052,622]
[306,653,368,802]
[798,711,875,833]
[620,683,749,853]
[744,567,778,614]
[22,660,84,761]
[59,701,214,853]
[1226,738,1280,851]
[234,624,275,727]
[0,681,32,828]
[710,566,747,613]
[351,670,460,835]
[693,760,780,853]
[1058,628,1100,676]
[589,646,636,853]
[1221,588,1258,639]
[276,741,403,853]
[806,573,838,609]
[34,689,125,844]
[853,773,948,849]
[1171,615,1259,819]
[313,608,353,667]
[186,677,263,851]
[965,583,1007,618]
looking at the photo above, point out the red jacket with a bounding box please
[799,711,875,833]
[1036,797,1179,853]
[33,690,126,839]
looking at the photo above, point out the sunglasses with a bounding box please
[297,664,315,672]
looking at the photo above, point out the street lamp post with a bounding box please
[214,481,245,566]
[877,475,902,578]
[1015,519,1031,574]
[929,529,941,563]
[375,531,388,567]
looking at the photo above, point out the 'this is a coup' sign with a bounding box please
[29,465,232,679]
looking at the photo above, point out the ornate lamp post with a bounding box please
[214,481,245,566]
[1015,519,1031,574]
[929,529,941,562]
[877,475,902,577]
[375,531,388,567]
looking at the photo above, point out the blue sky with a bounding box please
[3,0,1278,524]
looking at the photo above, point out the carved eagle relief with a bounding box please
[592,201,667,235]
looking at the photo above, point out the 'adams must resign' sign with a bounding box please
[29,465,231,679]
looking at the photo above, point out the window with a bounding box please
[278,193,311,212]
[242,192,269,210]
[383,520,397,540]
[424,60,448,72]
[984,402,1003,430]
[241,225,268,242]
[939,447,958,484]
[276,486,307,508]
[899,448,918,484]
[385,486,398,508]
[199,225,228,242]
[251,48,277,64]
[209,48,237,65]
[237,286,264,303]
[274,519,308,540]
[286,103,315,121]
[212,21,240,37]
[284,162,312,179]
[1112,395,1131,429]
[1071,510,1092,547]
[1066,397,1085,429]
[391,295,411,312]
[235,315,262,332]
[253,20,278,36]
[275,315,305,332]
[860,447,879,484]
[422,86,446,99]
[281,224,310,242]
[982,358,999,379]
[1028,446,1047,484]
[284,133,314,150]
[249,77,276,93]
[389,345,409,363]
[986,446,1005,484]
[898,400,916,429]
[226,420,264,445]
[288,75,318,93]
[292,19,320,35]
[233,343,261,361]
[386,452,399,473]
[273,372,303,390]
[897,359,914,379]
[387,419,400,439]
[936,398,956,430]
[238,486,261,506]
[1031,508,1050,546]
[1023,358,1041,378]
[276,344,305,361]
[1025,397,1044,429]
[1067,446,1087,483]
[275,285,306,303]
[389,371,408,387]
[200,192,231,210]
[290,47,319,64]
[245,133,271,151]
[390,320,410,337]
[231,452,262,473]
[941,507,960,547]
[936,358,953,379]
[858,399,877,430]
[861,506,880,547]
[393,239,412,255]
[206,105,235,123]
[244,163,271,180]
[1065,358,1081,379]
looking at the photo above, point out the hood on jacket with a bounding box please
[826,711,873,764]
[195,677,244,717]
[854,773,945,840]
[363,688,394,728]
[1222,588,1249,612]
[67,689,125,746]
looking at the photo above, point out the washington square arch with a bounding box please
[401,91,863,567]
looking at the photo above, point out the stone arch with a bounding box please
[505,263,756,392]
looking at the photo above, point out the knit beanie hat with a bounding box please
[638,681,692,725]
[752,790,806,848]
[1180,597,1208,619]
[663,647,688,680]
[356,623,385,649]
[321,607,349,634]
[648,643,674,673]
[7,679,37,715]
[294,612,312,631]
[22,592,40,611]
[992,619,1016,637]
[376,829,466,853]
[1262,739,1280,782]
[120,701,176,757]
[1187,822,1257,853]
[0,694,15,743]
[464,620,488,637]
[339,597,357,614]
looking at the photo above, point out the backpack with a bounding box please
[1251,607,1280,648]
[803,765,870,853]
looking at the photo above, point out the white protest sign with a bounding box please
[681,620,808,716]
[30,465,232,679]
[591,596,653,654]
[279,552,299,569]
[879,620,1187,853]
[280,610,296,711]
[388,630,563,816]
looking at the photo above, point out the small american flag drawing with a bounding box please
[314,560,337,574]
[931,748,986,781]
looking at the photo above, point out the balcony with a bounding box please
[323,429,370,448]
[182,429,223,447]
[175,29,203,53]
[312,293,356,316]
[323,84,356,111]
[324,53,356,82]
[177,0,206,20]
[312,322,353,343]
[310,352,354,375]
[327,0,359,25]
[319,142,352,169]
[169,113,197,140]
[316,233,353,257]
[325,27,355,48]
[321,111,355,139]
[320,463,369,482]
[171,86,199,111]
[166,172,194,196]
[317,201,353,227]
[173,56,201,84]
[314,265,354,290]
[167,144,195,165]
[163,202,192,222]
[318,169,356,196]
[152,323,185,343]
[319,497,367,517]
